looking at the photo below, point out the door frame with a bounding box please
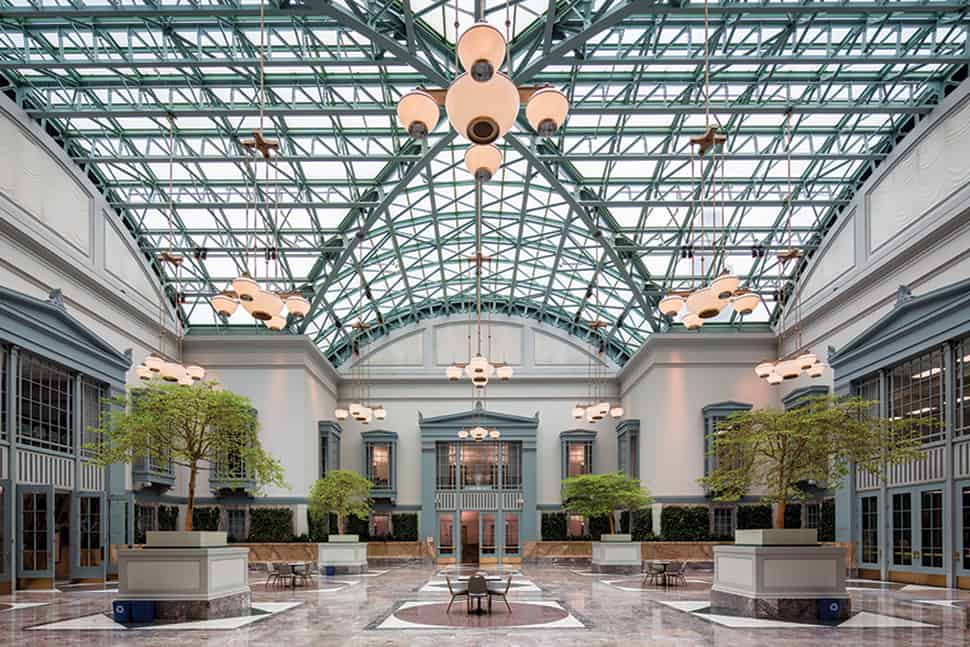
[16,484,54,581]
[889,484,947,575]
[856,492,881,569]
[956,479,970,577]
[71,491,106,580]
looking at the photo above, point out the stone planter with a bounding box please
[117,531,250,621]
[318,541,368,574]
[734,528,817,546]
[328,534,360,543]
[591,540,641,574]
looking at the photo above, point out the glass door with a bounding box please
[857,493,880,570]
[890,486,945,575]
[17,484,54,581]
[959,482,970,578]
[71,493,105,580]
[480,513,496,562]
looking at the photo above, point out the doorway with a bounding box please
[460,511,479,565]
[54,492,71,582]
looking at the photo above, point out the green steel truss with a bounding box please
[1,0,967,365]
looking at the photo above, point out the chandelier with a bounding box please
[135,114,204,386]
[657,0,760,329]
[334,322,387,424]
[458,424,500,442]
[570,286,623,423]
[209,0,310,330]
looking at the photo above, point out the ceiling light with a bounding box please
[136,365,152,381]
[396,89,440,139]
[185,365,205,381]
[711,272,739,300]
[766,372,783,385]
[754,361,775,378]
[777,359,801,380]
[496,365,513,381]
[445,72,519,144]
[572,405,585,420]
[526,87,569,137]
[267,314,286,331]
[160,362,184,383]
[683,312,703,330]
[686,286,723,319]
[488,428,501,439]
[232,275,259,302]
[249,289,283,321]
[611,406,624,419]
[373,406,386,421]
[731,292,760,315]
[796,353,817,370]
[456,22,506,81]
[285,295,310,319]
[458,429,470,439]
[144,356,164,373]
[212,293,238,317]
[177,372,194,387]
[349,403,362,418]
[658,294,685,317]
[464,144,503,182]
[335,408,348,421]
[807,363,825,378]
[446,365,463,381]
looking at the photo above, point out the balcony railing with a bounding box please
[435,489,523,511]
[209,453,255,492]
[132,453,175,488]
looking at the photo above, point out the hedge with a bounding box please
[620,509,654,541]
[248,508,294,542]
[158,505,179,531]
[784,503,802,529]
[660,505,710,541]
[192,506,221,531]
[391,513,419,541]
[819,498,835,541]
[541,512,567,540]
[736,504,772,530]
[345,514,370,540]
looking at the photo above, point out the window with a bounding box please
[436,443,458,489]
[566,441,592,477]
[628,430,638,478]
[963,488,970,570]
[18,352,74,453]
[79,496,101,567]
[80,379,104,456]
[566,514,587,538]
[438,513,454,555]
[22,491,49,571]
[861,496,879,564]
[462,443,498,488]
[892,492,912,566]
[481,513,496,555]
[618,425,639,477]
[366,443,392,488]
[920,489,943,568]
[890,348,945,443]
[0,346,7,440]
[505,512,519,554]
[227,509,247,541]
[0,485,4,574]
[805,503,820,529]
[956,339,970,437]
[502,442,522,489]
[712,507,734,539]
[135,504,156,544]
[320,436,328,478]
[370,512,391,539]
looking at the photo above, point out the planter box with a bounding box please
[318,542,367,574]
[146,531,228,548]
[601,533,632,542]
[591,541,641,574]
[711,544,849,622]
[328,534,359,543]
[734,529,817,546]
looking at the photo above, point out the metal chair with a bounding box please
[276,562,296,589]
[642,561,665,586]
[466,575,489,614]
[664,560,688,587]
[445,576,468,613]
[265,562,282,590]
[487,575,512,613]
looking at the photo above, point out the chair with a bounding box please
[276,562,296,589]
[445,576,468,613]
[487,576,512,613]
[265,562,282,590]
[466,575,489,614]
[664,560,687,587]
[641,561,665,586]
[293,561,313,587]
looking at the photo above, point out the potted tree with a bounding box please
[562,472,652,572]
[309,470,374,573]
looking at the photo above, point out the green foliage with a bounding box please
[736,504,772,530]
[626,509,654,541]
[819,498,836,541]
[660,506,710,541]
[158,505,179,531]
[391,513,419,541]
[589,515,611,541]
[90,380,287,530]
[308,509,329,543]
[700,395,930,528]
[192,506,221,531]
[345,514,370,540]
[247,508,294,542]
[561,472,653,534]
[308,470,373,534]
[784,503,802,529]
[541,512,567,540]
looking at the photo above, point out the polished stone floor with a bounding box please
[1,564,969,645]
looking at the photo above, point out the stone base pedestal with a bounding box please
[117,543,250,621]
[591,541,641,574]
[711,544,850,622]
[318,542,368,574]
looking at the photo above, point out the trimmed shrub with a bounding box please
[391,513,419,541]
[620,509,654,540]
[192,506,221,531]
[345,514,370,540]
[308,510,328,542]
[736,504,772,530]
[541,512,567,541]
[784,503,802,529]
[589,515,611,541]
[247,507,294,542]
[158,505,179,531]
[819,498,835,541]
[660,506,710,541]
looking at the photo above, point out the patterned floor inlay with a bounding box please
[372,599,584,630]
[26,602,302,631]
[419,577,541,593]
[0,602,49,612]
[658,600,938,629]
[600,577,712,592]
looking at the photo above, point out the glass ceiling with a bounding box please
[0,0,966,365]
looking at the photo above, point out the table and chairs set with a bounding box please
[641,559,689,588]
[264,561,316,589]
[445,573,514,615]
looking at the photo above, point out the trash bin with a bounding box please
[817,598,844,621]
[112,601,132,624]
[325,565,336,576]
[130,600,155,624]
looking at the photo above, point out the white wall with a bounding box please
[618,333,779,499]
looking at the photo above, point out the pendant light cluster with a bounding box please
[209,0,310,330]
[570,284,622,424]
[135,114,205,386]
[458,422,500,442]
[334,322,387,424]
[657,0,759,330]
[755,353,825,385]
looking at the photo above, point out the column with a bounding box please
[943,341,956,588]
[5,347,18,592]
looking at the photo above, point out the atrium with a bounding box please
[0,0,968,645]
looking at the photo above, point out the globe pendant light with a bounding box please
[349,403,362,419]
[445,72,519,145]
[185,365,205,381]
[496,365,513,381]
[731,291,760,315]
[335,408,348,421]
[160,362,184,383]
[285,295,310,319]
[526,87,569,137]
[267,314,286,331]
[177,372,194,387]
[464,144,503,182]
[472,374,489,388]
[457,22,506,81]
[686,286,722,319]
[396,89,440,139]
[711,272,739,300]
[488,428,501,439]
[807,363,825,378]
[446,365,462,381]
[797,352,817,370]
[249,289,283,321]
[754,361,775,378]
[597,401,610,418]
[136,365,152,381]
[232,275,260,302]
[658,294,684,317]
[572,405,585,420]
[144,355,164,373]
[610,405,624,419]
[683,312,703,330]
[212,293,238,317]
[778,359,801,380]
[373,406,386,421]
[458,429,470,439]
[766,372,783,385]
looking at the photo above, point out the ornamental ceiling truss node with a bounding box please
[0,0,966,366]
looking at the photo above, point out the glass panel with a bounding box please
[504,512,519,555]
[861,495,879,564]
[566,514,587,539]
[0,485,4,574]
[438,513,454,555]
[957,339,970,437]
[461,442,498,489]
[501,442,522,489]
[227,509,246,542]
[436,443,457,489]
[18,352,74,453]
[890,348,945,444]
[892,492,912,566]
[567,442,591,477]
[481,513,496,556]
[1,345,7,440]
[22,491,49,572]
[629,431,639,477]
[963,487,970,570]
[370,513,391,539]
[369,443,391,488]
[80,379,105,456]
[713,508,734,539]
[920,489,943,568]
[320,436,328,477]
[805,503,820,529]
[79,496,102,568]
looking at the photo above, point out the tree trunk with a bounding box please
[608,512,616,535]
[185,464,198,531]
[772,500,786,530]
[338,513,344,535]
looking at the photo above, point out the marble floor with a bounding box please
[1,565,969,646]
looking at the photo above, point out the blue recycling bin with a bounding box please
[130,600,155,624]
[325,565,336,576]
[817,598,844,622]
[112,601,132,624]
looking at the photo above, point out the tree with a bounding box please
[308,470,374,536]
[90,380,287,531]
[699,395,932,529]
[561,472,653,535]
